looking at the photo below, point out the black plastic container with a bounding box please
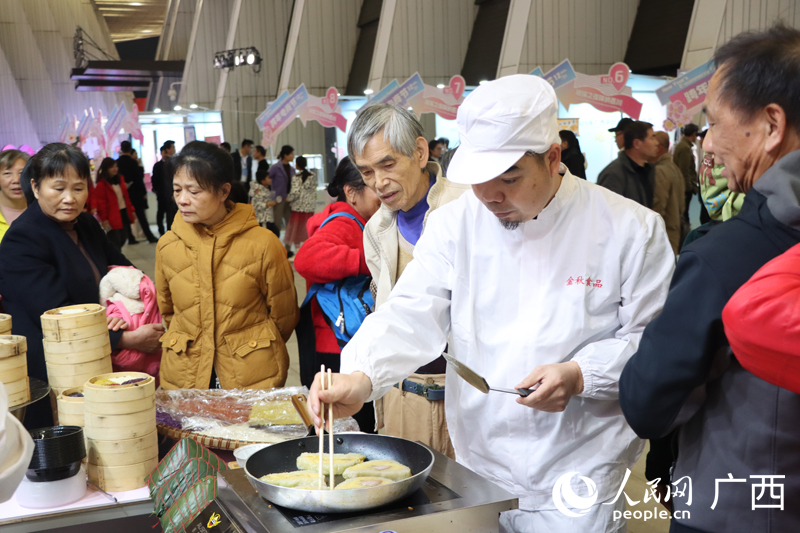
[27,426,86,482]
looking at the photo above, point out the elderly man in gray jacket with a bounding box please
[348,104,469,457]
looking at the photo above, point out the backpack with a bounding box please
[301,212,374,347]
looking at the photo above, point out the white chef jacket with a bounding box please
[341,170,674,511]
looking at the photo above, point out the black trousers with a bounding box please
[130,200,157,242]
[107,208,131,250]
[155,194,169,235]
[264,222,280,238]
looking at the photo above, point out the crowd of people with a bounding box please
[0,23,798,533]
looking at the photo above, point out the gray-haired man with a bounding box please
[348,104,469,457]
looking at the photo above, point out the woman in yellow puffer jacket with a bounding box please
[0,150,30,244]
[156,141,299,390]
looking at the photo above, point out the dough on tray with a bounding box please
[342,459,412,481]
[260,471,327,489]
[296,452,366,475]
[334,477,395,490]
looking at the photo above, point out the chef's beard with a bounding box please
[499,219,520,230]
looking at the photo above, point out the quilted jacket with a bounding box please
[155,202,300,390]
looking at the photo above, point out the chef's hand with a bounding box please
[308,371,372,433]
[107,316,128,331]
[515,361,584,412]
[117,323,165,353]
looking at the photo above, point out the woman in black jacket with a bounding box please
[0,144,163,429]
[559,130,587,179]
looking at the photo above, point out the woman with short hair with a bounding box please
[0,143,163,428]
[156,141,299,390]
[0,150,30,243]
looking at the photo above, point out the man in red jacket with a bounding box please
[723,242,800,394]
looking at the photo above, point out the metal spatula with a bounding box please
[443,353,538,397]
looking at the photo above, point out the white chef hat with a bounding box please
[447,75,561,185]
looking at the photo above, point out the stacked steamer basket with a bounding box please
[57,386,88,461]
[40,304,113,395]
[57,387,85,426]
[0,335,30,407]
[84,372,158,491]
[0,313,11,335]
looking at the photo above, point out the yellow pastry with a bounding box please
[296,452,366,475]
[259,471,327,489]
[248,400,304,426]
[335,477,395,490]
[342,460,412,481]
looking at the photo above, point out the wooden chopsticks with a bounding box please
[318,365,335,490]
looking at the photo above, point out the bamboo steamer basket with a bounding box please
[43,334,111,363]
[46,358,112,395]
[84,416,155,441]
[88,457,158,492]
[87,431,158,467]
[84,394,154,416]
[0,314,10,335]
[48,368,111,396]
[0,336,28,395]
[0,335,26,358]
[46,357,112,378]
[83,372,156,441]
[84,372,156,403]
[0,353,26,373]
[4,377,29,396]
[5,379,30,407]
[85,407,155,429]
[40,304,107,343]
[0,365,27,384]
[57,387,86,426]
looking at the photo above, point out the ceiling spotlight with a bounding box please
[436,84,445,89]
[364,88,374,95]
[154,107,161,113]
[190,104,198,109]
[214,47,261,71]
[174,105,182,111]
[479,80,488,85]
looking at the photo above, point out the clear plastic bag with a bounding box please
[156,387,360,443]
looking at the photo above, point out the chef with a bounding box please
[309,75,674,532]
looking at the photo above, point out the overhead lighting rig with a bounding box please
[213,47,262,72]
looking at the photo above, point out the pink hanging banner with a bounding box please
[299,87,348,132]
[533,60,643,119]
[407,75,466,120]
[121,104,143,144]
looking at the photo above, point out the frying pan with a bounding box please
[244,434,434,513]
[244,396,434,513]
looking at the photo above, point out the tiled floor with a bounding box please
[128,227,669,533]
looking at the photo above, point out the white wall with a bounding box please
[377,0,476,88]
[518,0,640,75]
[683,0,800,69]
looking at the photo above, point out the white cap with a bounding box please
[447,75,560,185]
